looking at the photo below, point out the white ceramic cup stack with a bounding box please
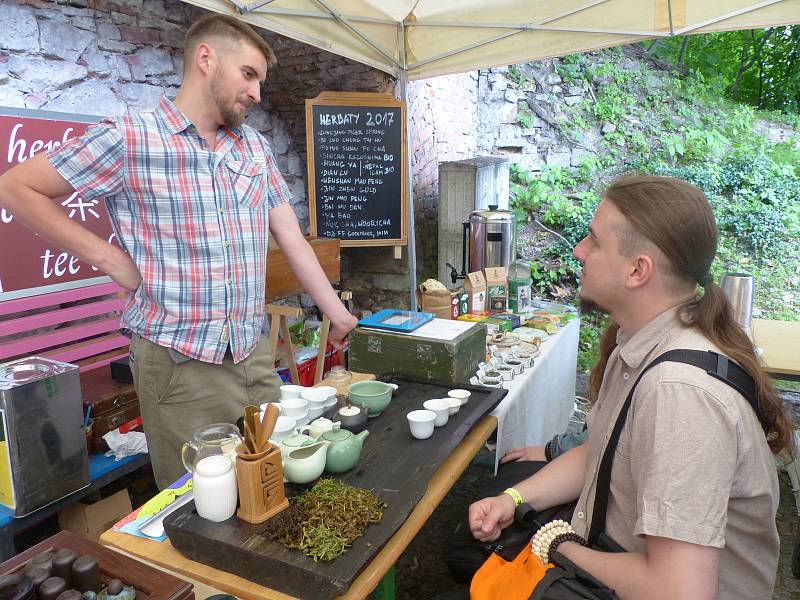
[301,386,336,421]
[267,415,297,441]
[280,384,305,400]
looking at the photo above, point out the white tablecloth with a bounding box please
[489,318,580,471]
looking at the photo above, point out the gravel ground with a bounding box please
[394,382,800,600]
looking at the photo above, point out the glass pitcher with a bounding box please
[181,422,242,473]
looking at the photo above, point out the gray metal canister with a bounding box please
[0,357,89,516]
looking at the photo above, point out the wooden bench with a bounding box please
[0,281,130,372]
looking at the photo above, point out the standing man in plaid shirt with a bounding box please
[0,14,357,488]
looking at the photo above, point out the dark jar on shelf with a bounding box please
[54,591,82,600]
[70,556,100,593]
[51,550,78,586]
[37,577,67,600]
[24,568,49,592]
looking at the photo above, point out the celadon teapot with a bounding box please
[322,427,369,474]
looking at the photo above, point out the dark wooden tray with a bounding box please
[0,530,194,600]
[164,379,505,599]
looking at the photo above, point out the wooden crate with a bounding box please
[0,531,193,600]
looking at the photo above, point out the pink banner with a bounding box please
[0,107,119,301]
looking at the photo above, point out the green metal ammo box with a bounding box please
[349,322,487,386]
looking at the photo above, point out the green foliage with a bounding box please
[517,109,534,128]
[648,27,800,114]
[577,313,608,372]
[508,64,525,86]
[511,46,800,327]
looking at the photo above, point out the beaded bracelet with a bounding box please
[530,519,574,564]
[547,531,587,561]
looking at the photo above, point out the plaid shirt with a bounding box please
[48,97,292,364]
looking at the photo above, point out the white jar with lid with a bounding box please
[192,454,238,522]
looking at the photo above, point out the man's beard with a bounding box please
[211,73,246,129]
[578,297,609,317]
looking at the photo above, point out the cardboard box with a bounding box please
[349,321,487,385]
[484,267,508,311]
[465,272,487,313]
[58,489,132,542]
[416,281,453,320]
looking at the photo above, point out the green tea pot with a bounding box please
[322,427,369,473]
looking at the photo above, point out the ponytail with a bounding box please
[588,320,620,404]
[683,283,793,455]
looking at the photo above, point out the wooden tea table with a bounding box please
[751,319,800,381]
[101,414,497,600]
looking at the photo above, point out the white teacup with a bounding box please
[269,415,297,441]
[280,384,305,401]
[300,386,336,407]
[446,397,462,415]
[423,399,450,427]
[279,398,308,418]
[407,410,436,440]
[307,405,326,420]
[293,409,311,427]
[259,401,282,415]
[448,389,471,404]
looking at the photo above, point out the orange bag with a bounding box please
[469,544,553,600]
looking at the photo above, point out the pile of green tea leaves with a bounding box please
[260,479,386,561]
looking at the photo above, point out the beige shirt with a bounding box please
[571,307,779,599]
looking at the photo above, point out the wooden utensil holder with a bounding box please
[235,443,288,524]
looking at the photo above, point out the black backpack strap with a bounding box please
[587,349,759,546]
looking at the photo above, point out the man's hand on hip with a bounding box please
[103,247,143,292]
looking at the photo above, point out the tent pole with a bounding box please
[399,69,418,311]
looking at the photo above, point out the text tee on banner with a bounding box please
[0,107,118,301]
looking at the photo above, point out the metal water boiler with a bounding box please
[468,207,515,273]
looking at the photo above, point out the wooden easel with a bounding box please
[314,291,352,384]
[265,303,303,385]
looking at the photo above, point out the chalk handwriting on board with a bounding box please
[311,104,402,241]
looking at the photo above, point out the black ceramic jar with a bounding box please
[70,556,100,593]
[37,577,66,600]
[51,550,77,586]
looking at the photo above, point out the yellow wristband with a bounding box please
[503,487,524,507]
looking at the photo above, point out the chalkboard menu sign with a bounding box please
[306,92,407,249]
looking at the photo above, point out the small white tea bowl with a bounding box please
[423,399,450,427]
[447,389,471,404]
[407,409,436,440]
[446,397,462,415]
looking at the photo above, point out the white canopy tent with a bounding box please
[180,0,800,308]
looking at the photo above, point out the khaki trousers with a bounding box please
[129,334,283,489]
